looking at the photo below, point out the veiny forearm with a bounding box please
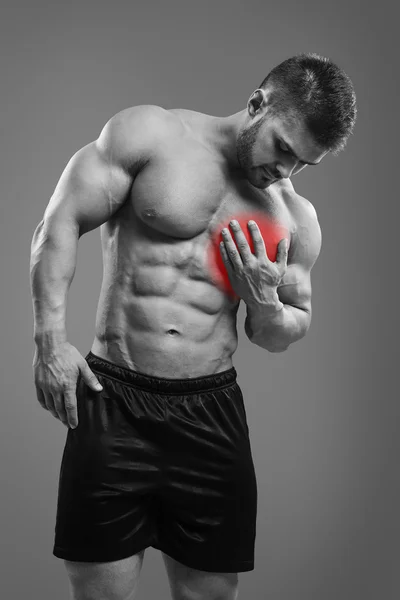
[30,218,79,347]
[245,299,311,352]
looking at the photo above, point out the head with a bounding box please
[236,53,357,189]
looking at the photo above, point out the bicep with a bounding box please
[43,140,133,236]
[42,105,165,236]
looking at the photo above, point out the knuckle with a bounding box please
[61,378,73,390]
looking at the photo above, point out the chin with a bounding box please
[249,180,267,190]
[247,172,272,190]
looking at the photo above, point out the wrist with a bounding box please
[247,290,284,315]
[33,329,67,348]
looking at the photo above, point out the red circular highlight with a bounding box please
[206,211,289,299]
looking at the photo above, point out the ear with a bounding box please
[247,88,268,117]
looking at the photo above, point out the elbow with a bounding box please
[268,326,310,353]
[268,345,289,353]
[249,336,290,353]
[267,341,291,352]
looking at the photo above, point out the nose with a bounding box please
[276,157,298,179]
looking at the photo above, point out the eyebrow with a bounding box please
[279,138,321,166]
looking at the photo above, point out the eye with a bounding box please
[279,141,289,153]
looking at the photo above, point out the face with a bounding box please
[236,109,329,189]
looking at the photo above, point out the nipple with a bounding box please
[143,209,157,219]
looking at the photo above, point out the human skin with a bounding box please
[30,88,326,429]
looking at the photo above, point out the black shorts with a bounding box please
[53,351,257,573]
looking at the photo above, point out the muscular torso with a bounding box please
[91,109,299,377]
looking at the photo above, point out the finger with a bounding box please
[80,361,103,392]
[277,238,289,265]
[44,392,58,419]
[63,388,78,429]
[35,384,47,410]
[221,228,243,270]
[229,221,253,264]
[53,392,69,427]
[220,241,233,272]
[248,221,267,260]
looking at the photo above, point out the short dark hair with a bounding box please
[259,53,357,154]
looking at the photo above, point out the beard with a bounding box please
[236,117,265,173]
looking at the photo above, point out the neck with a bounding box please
[208,110,247,168]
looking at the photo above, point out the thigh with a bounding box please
[155,382,257,574]
[64,550,145,600]
[53,375,162,562]
[162,552,238,600]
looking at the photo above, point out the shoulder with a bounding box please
[96,105,184,168]
[274,178,319,222]
[275,179,322,271]
[101,104,183,135]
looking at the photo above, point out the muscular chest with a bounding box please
[130,144,291,240]
[108,140,295,291]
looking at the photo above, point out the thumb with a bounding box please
[80,361,103,392]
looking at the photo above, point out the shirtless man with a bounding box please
[30,53,356,600]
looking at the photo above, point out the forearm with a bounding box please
[245,296,311,352]
[30,218,79,347]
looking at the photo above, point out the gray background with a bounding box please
[1,1,398,598]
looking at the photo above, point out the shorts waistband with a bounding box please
[85,351,237,394]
